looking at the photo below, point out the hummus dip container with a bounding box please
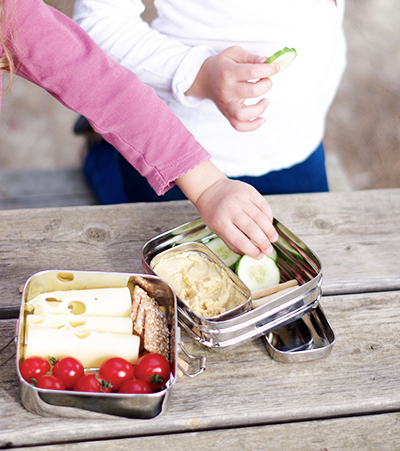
[16,270,179,419]
[150,242,252,323]
[142,218,335,359]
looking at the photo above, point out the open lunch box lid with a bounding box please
[142,218,335,360]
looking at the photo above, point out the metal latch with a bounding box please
[178,342,207,378]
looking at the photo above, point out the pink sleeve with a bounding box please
[3,0,210,195]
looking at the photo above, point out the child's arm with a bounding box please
[8,0,277,257]
[176,160,278,259]
[73,0,216,100]
[74,1,279,132]
[185,46,279,132]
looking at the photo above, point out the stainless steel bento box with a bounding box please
[142,218,335,359]
[16,270,178,419]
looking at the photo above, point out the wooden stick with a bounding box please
[177,357,189,378]
[251,286,298,309]
[251,279,299,300]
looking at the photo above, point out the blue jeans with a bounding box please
[84,140,329,204]
[83,139,127,204]
[231,142,329,195]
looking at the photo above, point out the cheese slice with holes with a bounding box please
[26,287,132,317]
[27,313,133,335]
[25,326,140,367]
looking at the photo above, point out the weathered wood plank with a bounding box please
[266,189,400,296]
[1,189,400,316]
[0,168,98,209]
[2,289,400,447]
[0,201,199,317]
[6,412,400,451]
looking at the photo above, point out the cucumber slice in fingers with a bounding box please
[205,237,241,269]
[269,246,278,262]
[265,47,297,77]
[235,254,280,292]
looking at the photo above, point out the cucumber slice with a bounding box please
[205,237,241,269]
[269,246,278,262]
[265,47,297,77]
[235,254,280,292]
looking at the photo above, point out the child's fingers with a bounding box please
[231,78,273,99]
[216,222,265,259]
[235,62,280,82]
[228,115,265,132]
[226,99,269,131]
[233,208,277,255]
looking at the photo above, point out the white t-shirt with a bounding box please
[74,0,347,177]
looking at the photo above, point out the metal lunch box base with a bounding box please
[142,217,335,362]
[16,270,178,419]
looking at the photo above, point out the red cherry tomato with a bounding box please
[35,374,66,391]
[99,357,134,391]
[52,357,85,390]
[20,356,51,383]
[134,353,171,392]
[73,373,112,393]
[118,378,152,394]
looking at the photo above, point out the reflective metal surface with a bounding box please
[263,302,335,363]
[142,217,333,360]
[16,270,178,419]
[150,242,252,323]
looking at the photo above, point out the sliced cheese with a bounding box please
[25,326,140,368]
[26,313,133,335]
[27,287,132,317]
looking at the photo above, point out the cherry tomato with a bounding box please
[73,373,112,393]
[20,356,51,383]
[118,378,152,394]
[35,374,66,391]
[99,357,134,391]
[134,353,171,392]
[52,357,85,390]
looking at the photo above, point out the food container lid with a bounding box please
[262,301,335,363]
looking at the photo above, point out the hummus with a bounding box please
[153,252,247,318]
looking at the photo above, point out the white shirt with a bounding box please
[74,0,346,177]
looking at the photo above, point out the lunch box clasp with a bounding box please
[178,342,207,378]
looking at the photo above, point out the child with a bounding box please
[73,0,346,200]
[0,0,278,259]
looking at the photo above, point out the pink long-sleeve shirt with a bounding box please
[0,0,210,195]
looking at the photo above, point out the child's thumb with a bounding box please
[254,56,268,64]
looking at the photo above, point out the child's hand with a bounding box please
[176,160,278,259]
[185,46,279,132]
[195,178,278,259]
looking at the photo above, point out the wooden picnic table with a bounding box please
[1,188,400,450]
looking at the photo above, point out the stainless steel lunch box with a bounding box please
[16,270,179,419]
[142,218,335,360]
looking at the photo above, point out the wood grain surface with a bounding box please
[1,189,400,448]
[1,189,400,317]
[2,288,400,447]
[6,412,400,451]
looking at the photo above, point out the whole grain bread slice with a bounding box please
[132,285,169,358]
